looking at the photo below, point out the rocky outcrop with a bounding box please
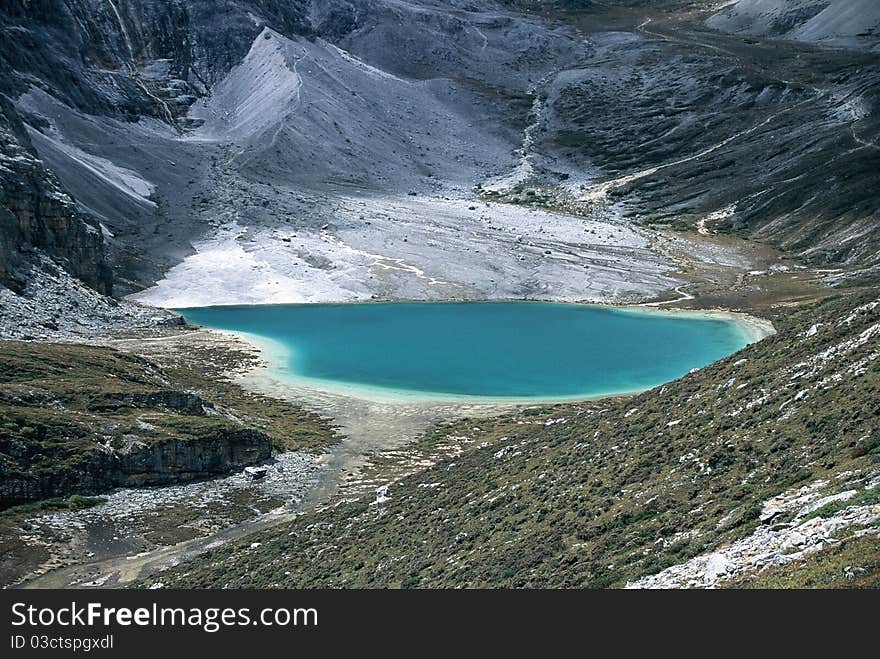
[0,94,111,294]
[626,473,880,588]
[85,391,215,414]
[112,428,271,487]
[0,428,272,506]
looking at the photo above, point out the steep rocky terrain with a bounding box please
[707,0,880,51]
[487,1,880,283]
[1,0,875,320]
[155,290,880,588]
[0,94,110,295]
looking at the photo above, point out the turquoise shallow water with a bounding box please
[178,301,751,400]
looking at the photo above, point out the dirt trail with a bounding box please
[22,507,300,588]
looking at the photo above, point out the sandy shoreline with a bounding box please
[616,304,777,345]
[218,328,535,508]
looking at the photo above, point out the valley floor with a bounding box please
[3,225,876,589]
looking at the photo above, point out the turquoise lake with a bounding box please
[178,301,752,400]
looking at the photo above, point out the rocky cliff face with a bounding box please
[0,1,313,118]
[0,95,111,295]
[0,0,320,306]
[0,0,203,302]
[0,428,271,505]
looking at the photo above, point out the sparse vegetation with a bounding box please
[802,487,880,523]
[0,495,105,518]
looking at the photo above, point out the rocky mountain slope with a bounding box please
[155,290,880,588]
[0,94,110,295]
[489,1,880,283]
[707,0,880,51]
[0,0,876,322]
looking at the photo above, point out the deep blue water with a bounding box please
[178,301,750,400]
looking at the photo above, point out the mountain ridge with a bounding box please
[2,0,877,315]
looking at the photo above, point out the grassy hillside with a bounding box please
[153,290,880,588]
